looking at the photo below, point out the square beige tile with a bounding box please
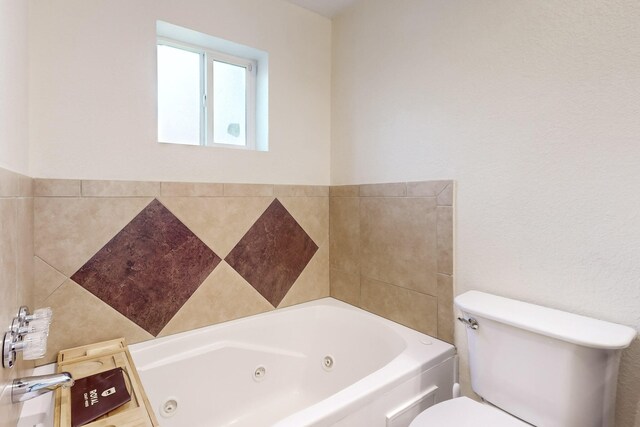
[407,180,451,197]
[360,197,437,295]
[360,182,407,197]
[330,269,360,307]
[33,257,66,306]
[34,197,152,276]
[18,175,33,198]
[0,199,18,319]
[0,181,32,426]
[160,182,224,197]
[39,279,154,365]
[329,197,360,275]
[279,244,330,308]
[360,277,437,336]
[16,198,34,309]
[159,196,273,258]
[437,183,454,206]
[223,183,274,197]
[34,179,81,197]
[437,274,454,343]
[329,185,359,197]
[0,199,18,410]
[437,206,453,275]
[279,196,329,246]
[82,180,160,197]
[158,262,273,337]
[274,185,329,197]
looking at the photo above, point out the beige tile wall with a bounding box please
[23,176,452,374]
[33,179,330,364]
[330,181,454,343]
[0,167,34,426]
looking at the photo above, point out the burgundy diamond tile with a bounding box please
[71,199,221,336]
[225,199,318,307]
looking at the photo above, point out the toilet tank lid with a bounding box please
[455,291,637,350]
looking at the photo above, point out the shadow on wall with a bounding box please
[617,336,640,426]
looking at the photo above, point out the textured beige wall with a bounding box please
[0,168,35,426]
[329,180,454,343]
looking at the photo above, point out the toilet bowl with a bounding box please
[409,397,528,426]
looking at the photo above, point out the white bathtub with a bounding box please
[130,298,456,427]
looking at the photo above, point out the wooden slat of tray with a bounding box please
[78,407,153,427]
[57,339,126,364]
[121,348,156,425]
[54,338,159,427]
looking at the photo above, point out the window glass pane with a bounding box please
[213,61,246,146]
[157,45,201,145]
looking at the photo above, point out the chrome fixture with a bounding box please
[322,355,335,371]
[457,316,479,330]
[3,306,52,368]
[11,372,74,403]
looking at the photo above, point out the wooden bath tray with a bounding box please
[54,338,159,427]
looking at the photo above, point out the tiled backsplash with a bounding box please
[33,180,330,363]
[225,199,319,307]
[330,181,454,343]
[29,178,453,364]
[70,199,222,336]
[0,167,34,422]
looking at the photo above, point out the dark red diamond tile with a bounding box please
[225,199,318,307]
[71,199,221,336]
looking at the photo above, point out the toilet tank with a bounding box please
[455,291,636,427]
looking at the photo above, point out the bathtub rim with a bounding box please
[130,297,449,355]
[130,297,456,426]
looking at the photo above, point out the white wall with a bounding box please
[29,0,331,184]
[0,0,29,174]
[332,0,640,425]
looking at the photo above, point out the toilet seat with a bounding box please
[409,397,529,426]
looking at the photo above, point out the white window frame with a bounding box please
[157,37,257,150]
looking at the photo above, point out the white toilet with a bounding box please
[410,291,636,427]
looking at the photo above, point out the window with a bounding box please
[156,22,268,151]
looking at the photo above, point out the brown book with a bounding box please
[70,367,132,427]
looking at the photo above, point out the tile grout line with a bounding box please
[12,198,19,310]
[34,255,71,303]
[359,272,439,299]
